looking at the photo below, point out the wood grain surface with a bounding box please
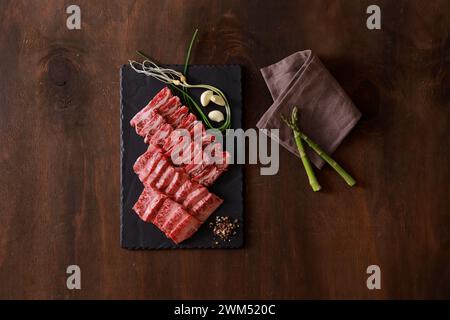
[0,0,449,299]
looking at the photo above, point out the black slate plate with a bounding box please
[120,64,243,249]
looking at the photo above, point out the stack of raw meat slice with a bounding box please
[130,87,230,244]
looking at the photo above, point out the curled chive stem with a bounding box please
[182,28,199,108]
[183,29,198,78]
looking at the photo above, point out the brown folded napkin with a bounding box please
[256,50,361,168]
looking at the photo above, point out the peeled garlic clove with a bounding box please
[208,110,225,123]
[200,90,213,107]
[210,94,225,106]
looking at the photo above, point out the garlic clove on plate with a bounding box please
[208,110,225,123]
[200,90,214,107]
[210,94,226,106]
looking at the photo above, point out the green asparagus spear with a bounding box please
[282,107,356,188]
[281,114,321,192]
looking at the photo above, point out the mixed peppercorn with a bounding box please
[209,216,239,244]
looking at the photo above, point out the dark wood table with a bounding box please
[0,0,449,299]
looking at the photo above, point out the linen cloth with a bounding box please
[256,50,361,168]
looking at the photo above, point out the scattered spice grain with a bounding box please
[210,216,239,243]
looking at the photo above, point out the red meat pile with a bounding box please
[130,87,230,243]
